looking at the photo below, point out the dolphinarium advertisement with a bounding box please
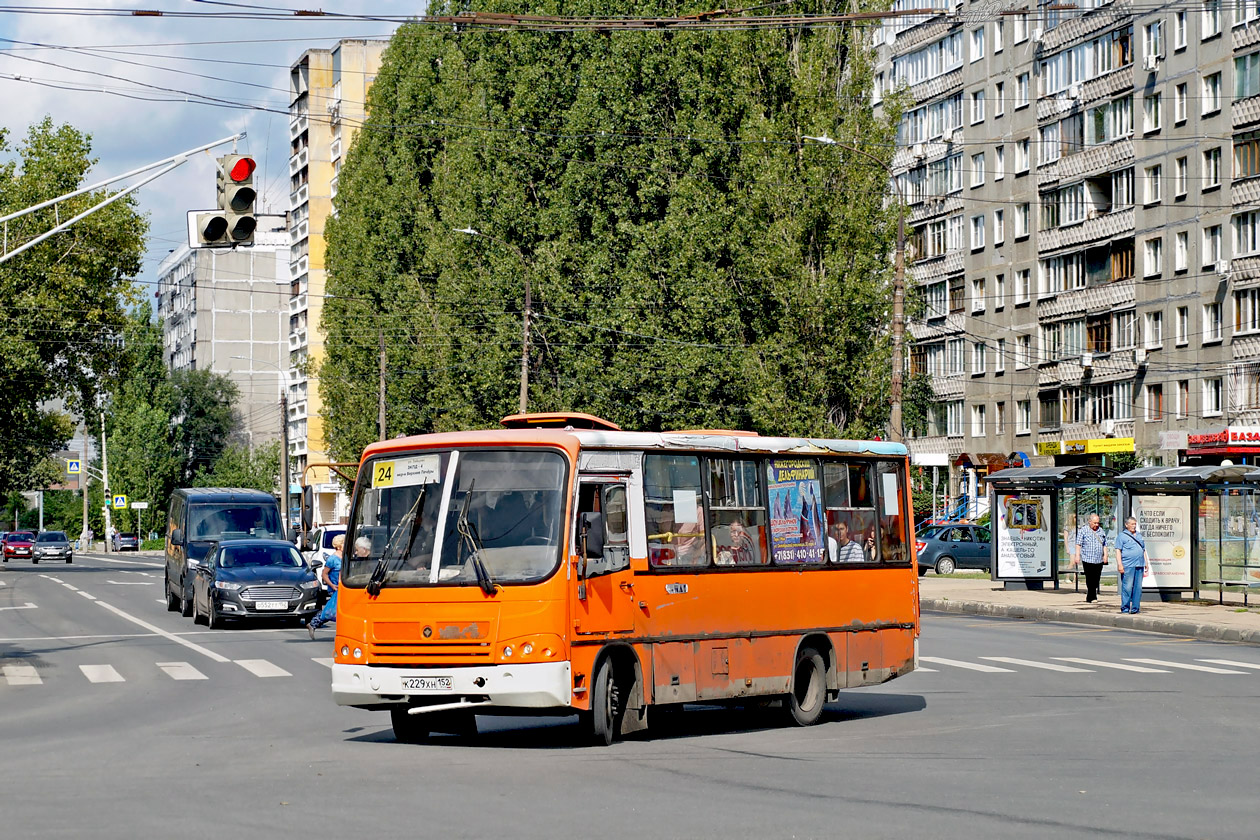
[995,491,1052,579]
[766,459,826,564]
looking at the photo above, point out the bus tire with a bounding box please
[390,707,431,744]
[786,646,827,727]
[590,656,621,746]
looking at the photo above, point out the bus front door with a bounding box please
[573,480,634,634]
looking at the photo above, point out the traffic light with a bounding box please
[196,154,256,247]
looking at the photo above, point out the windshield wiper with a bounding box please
[366,485,427,597]
[455,480,498,596]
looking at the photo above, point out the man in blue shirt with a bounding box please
[1115,516,1150,614]
[308,534,344,638]
[1075,513,1108,603]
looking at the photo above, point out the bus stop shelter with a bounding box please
[986,465,1120,591]
[1112,465,1260,602]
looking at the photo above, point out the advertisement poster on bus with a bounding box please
[1132,495,1192,589]
[994,492,1053,579]
[766,459,826,564]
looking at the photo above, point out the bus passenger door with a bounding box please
[573,478,635,634]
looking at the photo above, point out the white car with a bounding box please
[304,525,346,570]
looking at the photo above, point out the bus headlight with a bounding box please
[521,643,534,655]
[502,645,514,658]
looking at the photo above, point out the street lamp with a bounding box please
[454,227,533,414]
[232,355,292,537]
[803,135,906,443]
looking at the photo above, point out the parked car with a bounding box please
[34,531,73,564]
[915,523,992,576]
[191,539,320,628]
[3,531,37,563]
[164,488,284,618]
[112,532,140,552]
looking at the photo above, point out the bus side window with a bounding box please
[875,461,909,565]
[824,461,876,563]
[576,482,630,576]
[707,458,768,565]
[645,454,708,568]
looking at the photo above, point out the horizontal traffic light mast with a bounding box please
[0,132,246,265]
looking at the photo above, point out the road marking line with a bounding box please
[63,584,80,592]
[1125,658,1245,674]
[106,581,155,585]
[0,602,37,612]
[914,667,938,672]
[981,657,1093,672]
[0,580,7,586]
[80,664,125,683]
[78,591,97,601]
[3,663,42,685]
[46,577,64,584]
[94,600,229,663]
[157,661,207,681]
[920,656,1015,673]
[236,659,291,678]
[312,657,334,668]
[1039,629,1115,635]
[1053,658,1169,673]
[1197,659,1260,669]
[1122,638,1200,645]
[95,557,164,568]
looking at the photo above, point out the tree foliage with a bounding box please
[193,441,280,492]
[0,118,148,494]
[323,2,900,461]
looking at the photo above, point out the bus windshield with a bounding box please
[344,449,568,588]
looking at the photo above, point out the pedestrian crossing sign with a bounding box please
[112,494,128,509]
[66,459,81,474]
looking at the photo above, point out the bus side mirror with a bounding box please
[170,529,185,546]
[582,513,604,559]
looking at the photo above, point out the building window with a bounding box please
[1176,306,1189,345]
[1086,96,1133,144]
[1145,165,1162,203]
[1204,147,1221,188]
[1014,13,1028,43]
[926,281,947,318]
[971,27,985,62]
[995,273,1006,309]
[1145,310,1164,347]
[1204,0,1222,39]
[972,152,986,187]
[1016,268,1031,303]
[1114,310,1137,349]
[994,209,1005,244]
[1174,83,1187,123]
[1175,11,1187,49]
[1203,72,1222,113]
[996,338,1006,372]
[971,89,986,123]
[947,401,964,436]
[1238,52,1260,101]
[1234,210,1260,256]
[971,403,986,437]
[1144,237,1163,276]
[971,214,986,249]
[994,20,1004,53]
[1234,130,1260,178]
[1016,73,1030,108]
[949,275,966,313]
[1112,167,1135,206]
[995,145,1005,181]
[996,401,1006,434]
[995,81,1005,118]
[1205,301,1224,342]
[1236,288,1260,334]
[1175,231,1189,271]
[1204,378,1223,416]
[1016,203,1031,238]
[1087,313,1112,353]
[1177,380,1190,418]
[1016,138,1030,173]
[972,276,986,313]
[1174,156,1188,197]
[1017,400,1031,434]
[1204,225,1223,265]
[1144,20,1164,58]
[1016,334,1031,368]
[1040,122,1061,164]
[972,341,986,375]
[891,32,965,87]
[1041,391,1062,427]
[1146,384,1164,421]
[947,339,966,375]
[1144,93,1162,132]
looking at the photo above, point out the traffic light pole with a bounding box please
[101,413,111,554]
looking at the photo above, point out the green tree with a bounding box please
[323,2,900,460]
[0,118,148,494]
[193,441,280,492]
[168,369,239,485]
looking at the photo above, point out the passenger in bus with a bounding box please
[830,520,865,563]
[672,500,706,565]
[715,517,757,566]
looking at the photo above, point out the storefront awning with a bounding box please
[987,465,1120,488]
[1113,465,1257,485]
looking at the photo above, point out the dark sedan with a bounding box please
[916,523,992,576]
[34,531,73,564]
[191,539,320,628]
[3,531,36,563]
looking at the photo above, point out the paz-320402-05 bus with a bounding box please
[330,412,921,744]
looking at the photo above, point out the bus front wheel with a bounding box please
[590,657,621,746]
[390,707,431,744]
[786,646,827,727]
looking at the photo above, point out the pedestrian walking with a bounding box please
[308,534,344,638]
[1074,513,1108,603]
[1116,517,1151,614]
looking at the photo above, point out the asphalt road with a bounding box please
[3,553,1259,839]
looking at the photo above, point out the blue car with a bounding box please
[915,523,991,576]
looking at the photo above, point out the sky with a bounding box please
[0,0,416,292]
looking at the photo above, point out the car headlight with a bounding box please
[300,580,319,590]
[213,581,242,590]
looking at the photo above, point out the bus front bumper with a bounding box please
[332,661,572,709]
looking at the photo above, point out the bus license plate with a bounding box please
[402,676,452,691]
[256,601,288,610]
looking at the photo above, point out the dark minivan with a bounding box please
[164,488,284,617]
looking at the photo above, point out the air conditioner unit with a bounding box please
[1101,419,1116,436]
[1067,83,1081,100]
[1080,351,1094,368]
[1216,259,1232,276]
[1031,27,1044,43]
[912,143,926,159]
[1135,347,1147,366]
[1143,54,1160,72]
[943,129,959,144]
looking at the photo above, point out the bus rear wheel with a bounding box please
[786,646,827,727]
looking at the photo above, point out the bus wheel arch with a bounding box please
[587,644,645,745]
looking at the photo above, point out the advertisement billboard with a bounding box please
[994,491,1053,580]
[1131,495,1193,590]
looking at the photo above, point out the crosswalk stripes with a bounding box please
[1051,658,1169,672]
[156,662,208,681]
[236,659,291,678]
[980,656,1093,673]
[1198,659,1260,670]
[79,664,124,683]
[4,663,42,685]
[312,658,334,668]
[919,656,1014,673]
[1124,658,1246,674]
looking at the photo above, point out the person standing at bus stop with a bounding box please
[1075,513,1108,603]
[308,534,345,639]
[1115,517,1150,614]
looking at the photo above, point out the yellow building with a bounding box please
[288,39,388,526]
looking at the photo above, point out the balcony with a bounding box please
[290,255,308,280]
[289,183,308,209]
[288,329,308,351]
[909,250,964,285]
[1038,207,1135,254]
[289,218,309,244]
[288,293,308,316]
[908,68,963,110]
[1037,138,1134,187]
[288,112,308,141]
[288,146,308,176]
[1038,278,1136,320]
[330,136,342,162]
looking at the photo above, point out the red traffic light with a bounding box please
[229,156,256,182]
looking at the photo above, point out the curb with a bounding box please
[920,597,1260,646]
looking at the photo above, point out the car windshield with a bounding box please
[218,544,303,568]
[345,448,568,588]
[36,532,68,543]
[120,533,136,540]
[9,532,33,542]
[188,503,282,542]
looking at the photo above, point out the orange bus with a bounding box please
[330,412,920,744]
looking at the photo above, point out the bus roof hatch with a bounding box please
[500,412,623,431]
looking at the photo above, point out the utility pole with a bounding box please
[378,329,387,439]
[281,384,291,538]
[101,412,112,554]
[519,269,532,415]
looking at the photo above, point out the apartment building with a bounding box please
[288,39,388,526]
[156,216,290,448]
[875,0,1260,506]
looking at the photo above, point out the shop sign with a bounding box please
[1036,442,1062,456]
[994,491,1053,580]
[1085,437,1135,454]
[1062,440,1088,455]
[1159,431,1188,451]
[1131,495,1192,590]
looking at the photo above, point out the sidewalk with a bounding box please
[919,576,1260,645]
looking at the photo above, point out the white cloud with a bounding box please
[0,1,416,286]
